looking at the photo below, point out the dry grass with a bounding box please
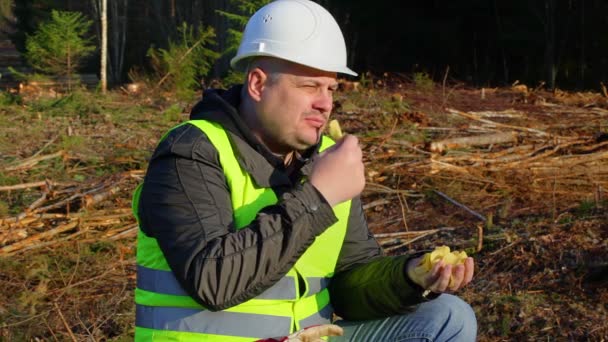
[1,79,607,340]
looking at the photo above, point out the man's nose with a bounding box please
[312,91,333,113]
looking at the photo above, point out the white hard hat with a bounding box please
[230,0,357,76]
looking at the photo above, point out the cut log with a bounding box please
[431,132,518,153]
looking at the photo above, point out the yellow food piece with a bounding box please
[413,246,468,283]
[328,119,343,140]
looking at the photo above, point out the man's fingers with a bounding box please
[423,260,443,288]
[429,264,452,292]
[297,324,344,341]
[341,134,360,150]
[448,264,465,291]
[305,324,343,337]
[462,257,475,285]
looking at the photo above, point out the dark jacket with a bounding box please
[137,85,430,321]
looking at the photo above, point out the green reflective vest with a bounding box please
[133,120,351,341]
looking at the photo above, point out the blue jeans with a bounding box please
[329,294,477,341]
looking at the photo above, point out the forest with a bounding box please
[3,0,608,90]
[0,0,606,341]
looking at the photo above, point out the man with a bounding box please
[133,0,477,341]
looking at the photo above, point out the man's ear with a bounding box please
[246,68,267,102]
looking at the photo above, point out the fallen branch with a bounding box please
[386,139,432,155]
[364,182,422,197]
[362,198,391,210]
[433,190,487,222]
[396,193,409,231]
[430,132,518,153]
[105,224,138,241]
[27,192,48,212]
[446,108,558,137]
[0,219,79,255]
[5,150,66,171]
[374,227,454,239]
[1,213,72,226]
[430,159,474,175]
[382,229,448,253]
[53,301,78,342]
[31,135,60,159]
[0,180,69,192]
[83,186,122,208]
[12,229,89,255]
[0,228,27,245]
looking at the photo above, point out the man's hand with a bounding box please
[309,135,365,206]
[406,255,475,293]
[256,324,344,342]
[286,324,344,341]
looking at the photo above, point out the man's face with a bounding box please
[249,61,338,154]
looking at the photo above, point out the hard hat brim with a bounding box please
[231,54,358,77]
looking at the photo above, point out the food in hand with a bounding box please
[286,324,343,341]
[255,324,343,342]
[328,119,343,140]
[413,246,468,285]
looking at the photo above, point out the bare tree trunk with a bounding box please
[109,0,128,84]
[100,0,107,92]
[472,32,478,85]
[493,0,509,84]
[92,0,128,84]
[579,1,585,88]
[544,0,557,89]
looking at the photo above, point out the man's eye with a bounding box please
[301,84,318,92]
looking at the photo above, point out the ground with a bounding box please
[0,76,606,341]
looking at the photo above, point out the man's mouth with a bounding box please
[304,116,326,128]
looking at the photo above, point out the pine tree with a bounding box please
[25,10,96,90]
[217,0,271,85]
[147,22,219,101]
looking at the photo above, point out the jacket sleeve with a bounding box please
[138,125,337,311]
[328,197,431,321]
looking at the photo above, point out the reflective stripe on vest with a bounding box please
[136,304,291,338]
[137,265,331,300]
[135,299,333,337]
[298,302,334,330]
[137,265,300,300]
[134,120,351,340]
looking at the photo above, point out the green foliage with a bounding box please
[147,22,219,101]
[574,200,598,217]
[359,72,372,89]
[18,255,51,314]
[0,171,19,186]
[61,135,86,153]
[24,10,95,90]
[0,90,21,106]
[0,200,8,217]
[162,104,183,122]
[7,66,55,86]
[413,72,435,92]
[217,0,271,84]
[222,70,246,87]
[29,90,101,118]
[217,0,270,53]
